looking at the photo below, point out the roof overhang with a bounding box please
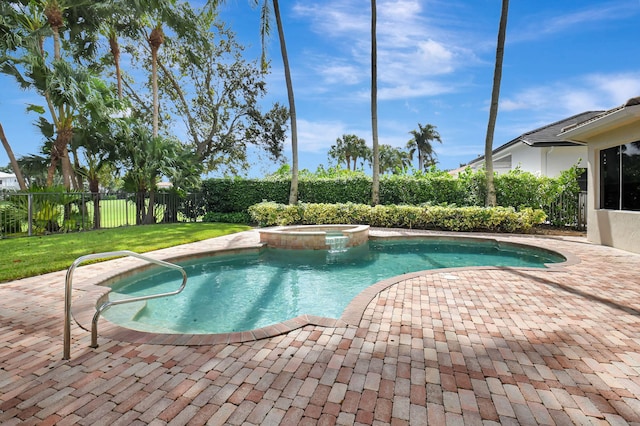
[520,139,587,147]
[559,104,640,143]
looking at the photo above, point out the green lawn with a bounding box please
[0,222,251,283]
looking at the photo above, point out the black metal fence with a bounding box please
[1,189,588,238]
[0,191,206,238]
[544,191,587,231]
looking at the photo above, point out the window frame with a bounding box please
[599,140,640,211]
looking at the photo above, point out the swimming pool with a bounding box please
[102,237,565,334]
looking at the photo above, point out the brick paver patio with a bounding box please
[1,229,639,425]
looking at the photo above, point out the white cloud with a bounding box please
[501,72,640,115]
[292,0,482,101]
[377,81,455,101]
[511,2,640,42]
[294,119,357,153]
[586,74,640,105]
[317,64,363,86]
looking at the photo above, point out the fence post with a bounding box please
[578,191,587,230]
[27,193,33,236]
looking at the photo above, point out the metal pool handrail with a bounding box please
[64,250,187,360]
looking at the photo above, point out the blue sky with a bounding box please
[2,0,640,177]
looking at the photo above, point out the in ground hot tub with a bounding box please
[258,224,369,250]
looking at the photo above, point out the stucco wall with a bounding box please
[588,210,640,254]
[0,173,19,189]
[509,145,541,174]
[468,143,584,177]
[585,120,640,254]
[544,146,586,177]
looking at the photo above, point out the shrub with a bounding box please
[202,211,252,224]
[248,202,546,233]
[0,203,23,235]
[205,166,580,228]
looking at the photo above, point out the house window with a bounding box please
[600,141,640,211]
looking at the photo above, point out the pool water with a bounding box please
[103,239,564,334]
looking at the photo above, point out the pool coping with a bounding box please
[71,228,581,348]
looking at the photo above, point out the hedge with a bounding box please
[202,167,581,227]
[248,201,546,233]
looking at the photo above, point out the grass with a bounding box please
[0,222,252,283]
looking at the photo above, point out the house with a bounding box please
[0,172,20,190]
[465,111,605,188]
[559,97,640,254]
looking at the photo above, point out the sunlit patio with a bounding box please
[1,229,639,425]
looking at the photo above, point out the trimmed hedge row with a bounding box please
[248,201,546,233]
[201,176,373,213]
[202,168,579,214]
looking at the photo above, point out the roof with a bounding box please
[467,110,603,165]
[518,111,604,146]
[559,96,640,142]
[0,172,17,178]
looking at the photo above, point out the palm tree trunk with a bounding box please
[484,0,509,207]
[370,0,380,205]
[149,26,164,138]
[273,0,299,205]
[143,188,156,224]
[0,123,27,190]
[109,33,123,99]
[89,176,101,229]
[71,147,83,190]
[45,4,74,189]
[151,48,159,138]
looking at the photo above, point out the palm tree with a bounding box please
[2,0,103,190]
[42,0,78,190]
[328,134,370,170]
[271,0,299,205]
[370,0,380,205]
[97,1,169,101]
[118,121,181,224]
[407,123,442,171]
[99,1,149,100]
[377,144,412,174]
[484,0,509,207]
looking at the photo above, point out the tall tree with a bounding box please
[211,0,299,203]
[407,123,442,171]
[484,0,509,207]
[136,6,288,174]
[1,0,105,190]
[370,0,380,205]
[272,0,300,205]
[96,1,149,100]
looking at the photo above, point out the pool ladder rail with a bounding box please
[63,250,188,360]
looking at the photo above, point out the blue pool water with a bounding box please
[103,238,564,334]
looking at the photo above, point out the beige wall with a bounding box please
[585,120,640,254]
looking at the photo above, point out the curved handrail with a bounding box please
[64,250,187,360]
